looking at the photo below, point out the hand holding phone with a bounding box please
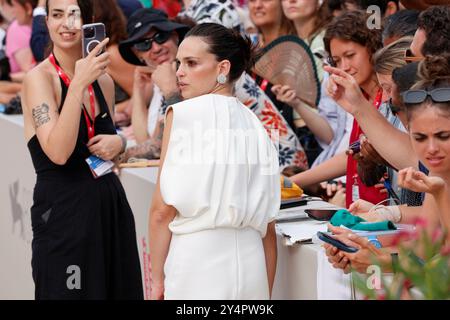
[82,23,106,58]
[73,36,110,88]
[317,231,358,253]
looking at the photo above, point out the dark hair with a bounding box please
[358,0,400,16]
[406,54,450,121]
[382,9,419,43]
[6,0,37,9]
[417,5,450,56]
[184,23,256,82]
[93,0,126,45]
[392,61,419,93]
[324,10,382,58]
[46,0,93,25]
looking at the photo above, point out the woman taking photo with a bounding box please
[149,23,280,300]
[22,0,142,299]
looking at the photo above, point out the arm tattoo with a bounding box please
[121,120,165,161]
[32,103,51,129]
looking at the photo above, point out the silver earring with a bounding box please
[217,74,227,84]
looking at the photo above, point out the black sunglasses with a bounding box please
[133,31,172,52]
[402,88,450,105]
[388,98,403,116]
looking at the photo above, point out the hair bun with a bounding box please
[419,54,450,82]
[231,29,256,73]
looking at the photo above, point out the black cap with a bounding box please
[119,8,189,66]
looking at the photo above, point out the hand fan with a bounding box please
[253,35,321,107]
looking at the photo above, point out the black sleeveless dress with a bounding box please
[28,76,143,300]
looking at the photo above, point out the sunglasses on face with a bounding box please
[133,31,172,52]
[402,88,450,105]
[388,98,403,116]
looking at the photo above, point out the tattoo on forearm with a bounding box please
[32,103,51,128]
[125,139,162,160]
[121,119,165,162]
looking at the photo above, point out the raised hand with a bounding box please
[324,65,368,115]
[271,84,300,107]
[151,61,179,98]
[73,38,110,89]
[398,167,446,195]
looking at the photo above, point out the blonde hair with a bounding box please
[372,36,413,75]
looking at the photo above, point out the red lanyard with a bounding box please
[49,53,96,140]
[363,87,383,109]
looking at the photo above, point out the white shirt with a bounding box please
[160,94,280,237]
[147,85,163,136]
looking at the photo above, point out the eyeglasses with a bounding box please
[133,31,172,52]
[403,48,423,63]
[402,88,450,105]
[388,98,403,116]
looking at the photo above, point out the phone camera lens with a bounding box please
[84,27,95,38]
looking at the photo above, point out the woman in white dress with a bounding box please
[149,23,280,300]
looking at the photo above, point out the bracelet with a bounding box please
[164,92,183,106]
[118,133,127,154]
[372,205,402,223]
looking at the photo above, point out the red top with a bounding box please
[345,89,386,208]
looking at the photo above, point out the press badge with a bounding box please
[86,155,114,179]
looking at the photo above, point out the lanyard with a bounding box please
[49,53,96,140]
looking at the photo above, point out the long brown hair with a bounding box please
[93,0,127,45]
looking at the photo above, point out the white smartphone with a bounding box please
[81,23,106,58]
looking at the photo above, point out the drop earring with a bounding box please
[217,74,227,84]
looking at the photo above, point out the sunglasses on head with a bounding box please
[133,31,172,52]
[402,88,450,105]
[388,98,403,116]
[403,49,423,63]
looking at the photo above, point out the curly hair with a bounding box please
[406,54,450,122]
[417,5,450,56]
[324,10,383,58]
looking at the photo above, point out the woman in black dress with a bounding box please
[22,0,143,299]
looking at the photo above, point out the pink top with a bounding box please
[5,20,33,73]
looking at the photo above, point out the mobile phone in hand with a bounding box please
[82,23,106,58]
[317,231,358,253]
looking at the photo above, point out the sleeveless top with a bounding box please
[27,75,116,180]
[160,94,281,237]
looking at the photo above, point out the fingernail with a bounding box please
[348,234,353,238]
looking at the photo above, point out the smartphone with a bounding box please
[280,198,307,210]
[82,23,106,58]
[317,231,358,253]
[305,209,337,221]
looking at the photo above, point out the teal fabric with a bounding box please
[330,209,397,231]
